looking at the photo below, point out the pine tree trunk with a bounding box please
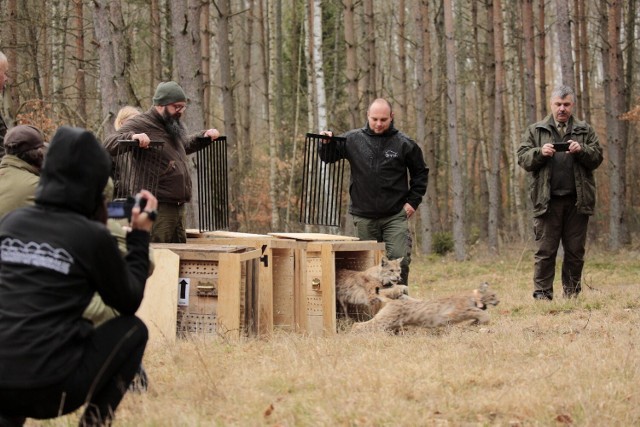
[522,0,537,124]
[555,0,575,88]
[444,0,466,260]
[214,0,240,231]
[415,0,432,254]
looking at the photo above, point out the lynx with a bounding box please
[335,257,404,319]
[352,282,499,333]
[363,256,403,286]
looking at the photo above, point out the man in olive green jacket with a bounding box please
[518,85,603,301]
[0,125,45,218]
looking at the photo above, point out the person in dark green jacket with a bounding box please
[517,85,603,300]
[0,125,45,219]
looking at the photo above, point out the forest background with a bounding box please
[0,0,638,260]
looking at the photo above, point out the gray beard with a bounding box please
[163,109,187,142]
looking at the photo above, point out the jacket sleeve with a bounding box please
[318,136,347,164]
[406,142,429,209]
[575,126,604,171]
[91,228,150,315]
[517,125,550,172]
[103,129,136,155]
[184,132,212,155]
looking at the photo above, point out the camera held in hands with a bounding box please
[553,142,570,152]
[107,195,147,221]
[134,194,148,211]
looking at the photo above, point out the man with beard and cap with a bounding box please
[0,126,158,426]
[0,125,46,218]
[103,81,220,243]
[318,98,429,287]
[0,51,10,159]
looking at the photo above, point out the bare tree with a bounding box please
[344,0,359,129]
[488,0,506,252]
[2,0,18,122]
[91,0,131,136]
[522,0,537,124]
[240,0,255,171]
[537,0,547,118]
[600,0,627,249]
[50,0,69,101]
[555,0,575,88]
[577,0,592,123]
[213,0,240,230]
[201,3,211,120]
[444,0,466,260]
[171,0,204,130]
[363,0,376,102]
[397,0,408,125]
[73,0,86,126]
[415,0,432,254]
[150,0,163,89]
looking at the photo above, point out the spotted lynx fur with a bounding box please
[335,257,404,318]
[352,282,499,333]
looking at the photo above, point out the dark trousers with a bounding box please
[0,315,148,426]
[352,209,413,285]
[532,196,589,299]
[152,202,187,243]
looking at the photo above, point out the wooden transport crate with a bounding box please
[150,243,261,339]
[268,234,385,336]
[186,230,306,336]
[186,232,385,337]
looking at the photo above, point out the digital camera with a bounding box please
[107,195,147,220]
[553,142,570,152]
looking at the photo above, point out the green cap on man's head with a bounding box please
[152,81,187,106]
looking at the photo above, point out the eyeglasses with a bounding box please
[169,103,187,113]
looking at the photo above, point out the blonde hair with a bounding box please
[114,106,141,130]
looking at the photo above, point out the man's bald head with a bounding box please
[367,98,394,134]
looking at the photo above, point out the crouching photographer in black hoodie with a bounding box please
[0,126,158,426]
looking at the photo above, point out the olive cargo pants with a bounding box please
[352,209,412,285]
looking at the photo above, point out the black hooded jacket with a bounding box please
[0,126,150,388]
[319,122,429,218]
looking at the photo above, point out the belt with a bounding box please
[159,201,186,206]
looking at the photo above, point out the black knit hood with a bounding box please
[35,126,111,217]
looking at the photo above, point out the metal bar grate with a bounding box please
[196,136,229,232]
[111,140,164,199]
[299,133,347,226]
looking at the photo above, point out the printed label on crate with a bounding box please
[178,278,190,306]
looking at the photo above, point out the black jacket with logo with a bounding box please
[0,126,150,388]
[319,122,428,218]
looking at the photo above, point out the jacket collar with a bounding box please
[363,120,400,137]
[0,154,40,176]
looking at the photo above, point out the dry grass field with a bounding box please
[34,243,640,426]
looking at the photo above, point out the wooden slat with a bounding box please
[216,252,242,337]
[137,249,180,345]
[294,247,307,333]
[306,240,385,252]
[268,232,360,241]
[320,243,337,336]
